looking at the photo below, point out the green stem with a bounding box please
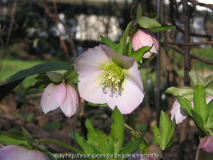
[39,139,84,154]
[127,113,135,131]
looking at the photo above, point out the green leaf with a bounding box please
[128,24,139,36]
[159,110,174,150]
[148,24,176,32]
[205,86,213,97]
[153,111,176,150]
[204,74,213,87]
[207,99,213,113]
[88,102,108,107]
[194,82,208,124]
[177,96,194,117]
[191,110,207,136]
[0,134,28,145]
[165,86,194,97]
[182,94,194,102]
[138,17,161,29]
[126,41,133,56]
[120,137,142,154]
[64,66,78,83]
[0,130,25,142]
[28,80,51,90]
[46,72,63,83]
[189,71,205,87]
[114,37,124,54]
[165,137,179,151]
[22,127,33,146]
[41,122,62,130]
[147,12,158,19]
[122,21,132,55]
[0,61,69,100]
[139,54,156,69]
[129,46,152,62]
[205,100,213,129]
[136,4,142,21]
[26,114,35,122]
[86,119,114,154]
[100,35,117,50]
[110,107,124,154]
[153,125,162,146]
[73,130,95,154]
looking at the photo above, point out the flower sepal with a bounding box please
[47,72,63,83]
[64,65,78,84]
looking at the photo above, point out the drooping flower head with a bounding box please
[40,73,79,117]
[74,44,144,114]
[131,29,159,58]
[0,145,49,160]
[171,96,213,124]
[196,136,213,160]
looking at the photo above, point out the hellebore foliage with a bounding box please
[74,107,142,160]
[153,110,177,151]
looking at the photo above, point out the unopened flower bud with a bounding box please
[131,29,159,58]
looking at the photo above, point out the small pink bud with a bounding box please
[131,29,159,58]
[200,136,213,153]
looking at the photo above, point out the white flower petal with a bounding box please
[78,76,106,104]
[60,85,79,117]
[100,44,135,69]
[0,145,48,160]
[124,61,144,91]
[106,79,144,114]
[40,83,66,114]
[74,46,110,78]
[171,99,188,124]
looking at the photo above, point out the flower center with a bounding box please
[99,63,124,97]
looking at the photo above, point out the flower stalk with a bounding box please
[38,139,84,154]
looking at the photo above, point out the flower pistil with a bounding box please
[99,63,124,97]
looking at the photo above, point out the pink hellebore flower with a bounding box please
[200,136,213,153]
[0,145,49,160]
[74,44,144,114]
[131,29,159,58]
[40,83,78,117]
[196,136,213,160]
[171,96,213,124]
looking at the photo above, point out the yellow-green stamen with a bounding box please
[99,63,124,97]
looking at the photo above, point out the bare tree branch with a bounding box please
[43,0,78,59]
[53,0,71,64]
[164,41,213,46]
[169,0,213,38]
[188,0,213,11]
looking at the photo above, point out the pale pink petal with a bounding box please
[206,96,213,104]
[40,83,66,114]
[106,79,144,114]
[78,76,106,104]
[131,29,159,58]
[200,136,213,153]
[60,85,79,117]
[100,44,135,69]
[124,61,144,91]
[171,99,188,124]
[74,46,110,78]
[0,145,48,160]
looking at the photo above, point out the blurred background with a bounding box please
[0,0,213,159]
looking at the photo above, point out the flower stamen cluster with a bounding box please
[99,64,124,97]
